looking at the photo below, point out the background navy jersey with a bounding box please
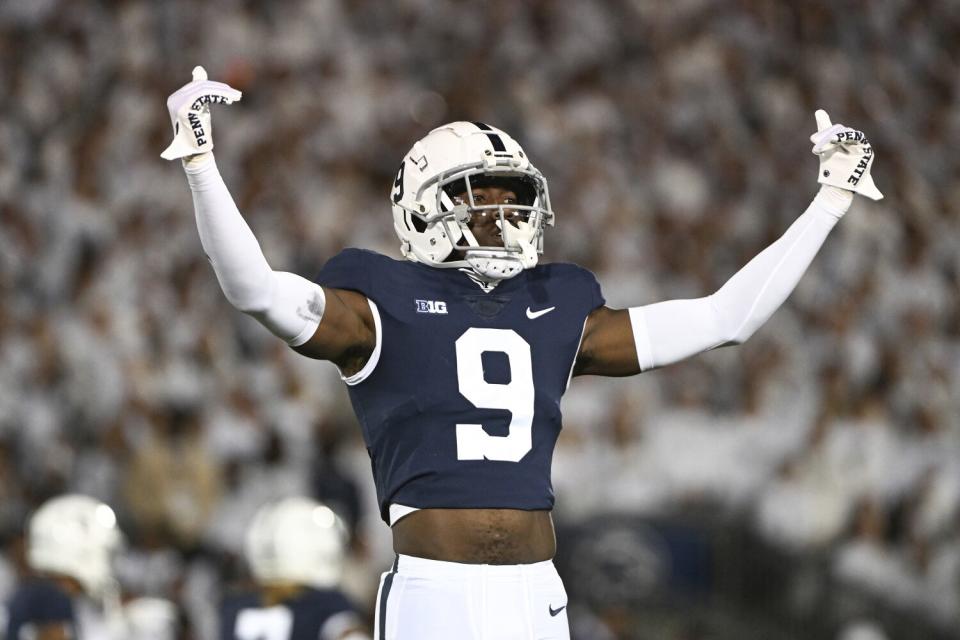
[6,578,77,640]
[219,587,357,640]
[316,249,605,523]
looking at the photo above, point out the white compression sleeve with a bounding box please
[183,154,324,346]
[629,186,853,371]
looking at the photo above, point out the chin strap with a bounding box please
[458,268,500,292]
[465,251,527,281]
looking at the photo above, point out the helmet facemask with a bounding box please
[435,169,551,280]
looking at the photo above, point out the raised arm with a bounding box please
[574,110,883,377]
[162,67,374,375]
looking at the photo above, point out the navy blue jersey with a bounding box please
[219,587,357,640]
[316,249,604,522]
[6,578,77,640]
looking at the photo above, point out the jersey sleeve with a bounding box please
[581,266,605,312]
[314,248,373,297]
[557,263,604,315]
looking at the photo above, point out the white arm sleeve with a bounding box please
[183,154,324,346]
[629,186,853,371]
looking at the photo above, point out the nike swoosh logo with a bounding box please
[526,306,555,319]
[549,604,566,617]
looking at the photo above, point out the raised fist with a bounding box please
[809,109,883,201]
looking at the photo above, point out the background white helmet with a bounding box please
[391,121,554,281]
[244,497,347,589]
[27,494,123,598]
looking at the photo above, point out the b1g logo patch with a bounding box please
[416,299,448,314]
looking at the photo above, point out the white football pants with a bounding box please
[374,554,570,639]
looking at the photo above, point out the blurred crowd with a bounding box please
[1,0,958,638]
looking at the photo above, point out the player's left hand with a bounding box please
[161,66,242,161]
[809,109,883,200]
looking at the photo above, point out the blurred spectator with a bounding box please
[123,405,223,551]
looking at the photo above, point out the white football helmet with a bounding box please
[391,121,554,281]
[27,494,123,598]
[244,497,347,589]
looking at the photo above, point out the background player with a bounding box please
[5,495,124,640]
[219,497,368,640]
[162,67,882,639]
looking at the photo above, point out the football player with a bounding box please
[5,495,124,640]
[163,66,882,639]
[219,497,368,640]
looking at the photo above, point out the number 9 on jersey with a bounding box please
[455,328,534,462]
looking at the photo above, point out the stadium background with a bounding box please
[1,1,958,638]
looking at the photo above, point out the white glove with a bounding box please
[161,66,242,160]
[809,109,883,200]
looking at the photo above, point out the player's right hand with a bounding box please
[809,109,883,200]
[161,66,242,161]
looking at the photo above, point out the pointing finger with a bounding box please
[192,66,208,82]
[814,109,832,132]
